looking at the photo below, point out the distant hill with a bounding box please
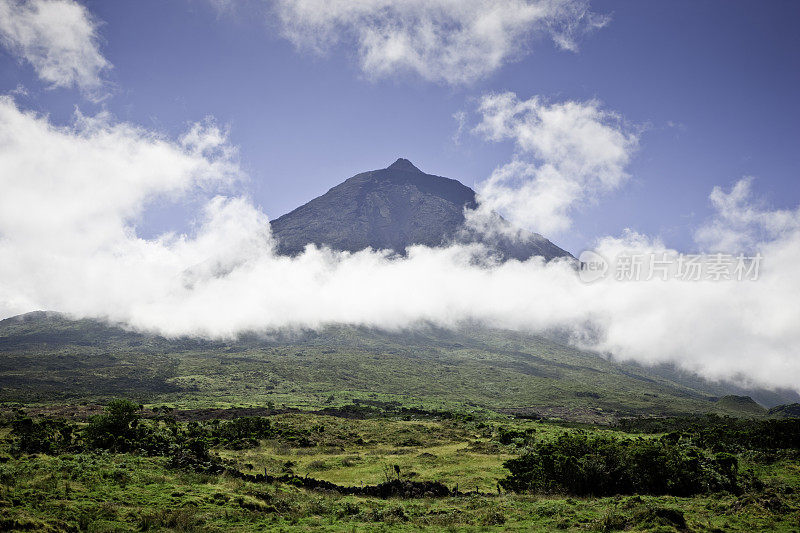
[270,158,572,261]
[768,403,800,418]
[0,311,777,421]
[713,395,767,416]
[638,363,800,409]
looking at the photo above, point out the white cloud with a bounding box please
[470,92,638,235]
[272,0,607,84]
[0,97,798,392]
[582,226,800,390]
[694,177,800,252]
[0,0,110,91]
[0,98,239,251]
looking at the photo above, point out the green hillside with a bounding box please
[0,312,774,420]
[2,313,798,532]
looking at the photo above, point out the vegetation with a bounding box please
[500,432,740,496]
[0,401,798,531]
[1,315,798,530]
[616,415,800,452]
[2,313,796,421]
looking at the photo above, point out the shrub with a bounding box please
[616,415,800,453]
[186,417,274,449]
[10,417,75,455]
[84,399,142,451]
[496,427,536,446]
[500,432,738,496]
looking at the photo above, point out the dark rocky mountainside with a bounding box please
[270,158,572,261]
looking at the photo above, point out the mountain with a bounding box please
[270,158,572,261]
[713,395,767,416]
[642,362,800,409]
[0,311,778,420]
[768,403,800,418]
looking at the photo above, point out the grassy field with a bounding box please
[1,407,799,532]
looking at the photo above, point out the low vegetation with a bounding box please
[1,315,798,530]
[1,401,798,531]
[500,432,741,496]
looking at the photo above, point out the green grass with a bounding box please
[1,411,798,532]
[216,414,636,493]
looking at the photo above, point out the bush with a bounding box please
[186,417,274,449]
[496,427,536,446]
[84,399,143,451]
[616,415,800,452]
[500,432,738,496]
[10,417,75,455]
[167,436,223,474]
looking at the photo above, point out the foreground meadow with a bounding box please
[1,401,798,532]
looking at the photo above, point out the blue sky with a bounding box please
[1,0,799,254]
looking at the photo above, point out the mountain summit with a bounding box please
[386,157,421,172]
[270,159,571,261]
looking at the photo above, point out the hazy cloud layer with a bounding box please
[470,92,638,236]
[272,0,607,84]
[0,0,110,92]
[0,97,798,391]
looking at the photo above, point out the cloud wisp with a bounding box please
[694,177,800,253]
[469,92,639,236]
[0,97,799,392]
[0,0,110,93]
[272,0,607,85]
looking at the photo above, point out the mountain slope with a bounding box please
[0,311,774,420]
[270,158,571,261]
